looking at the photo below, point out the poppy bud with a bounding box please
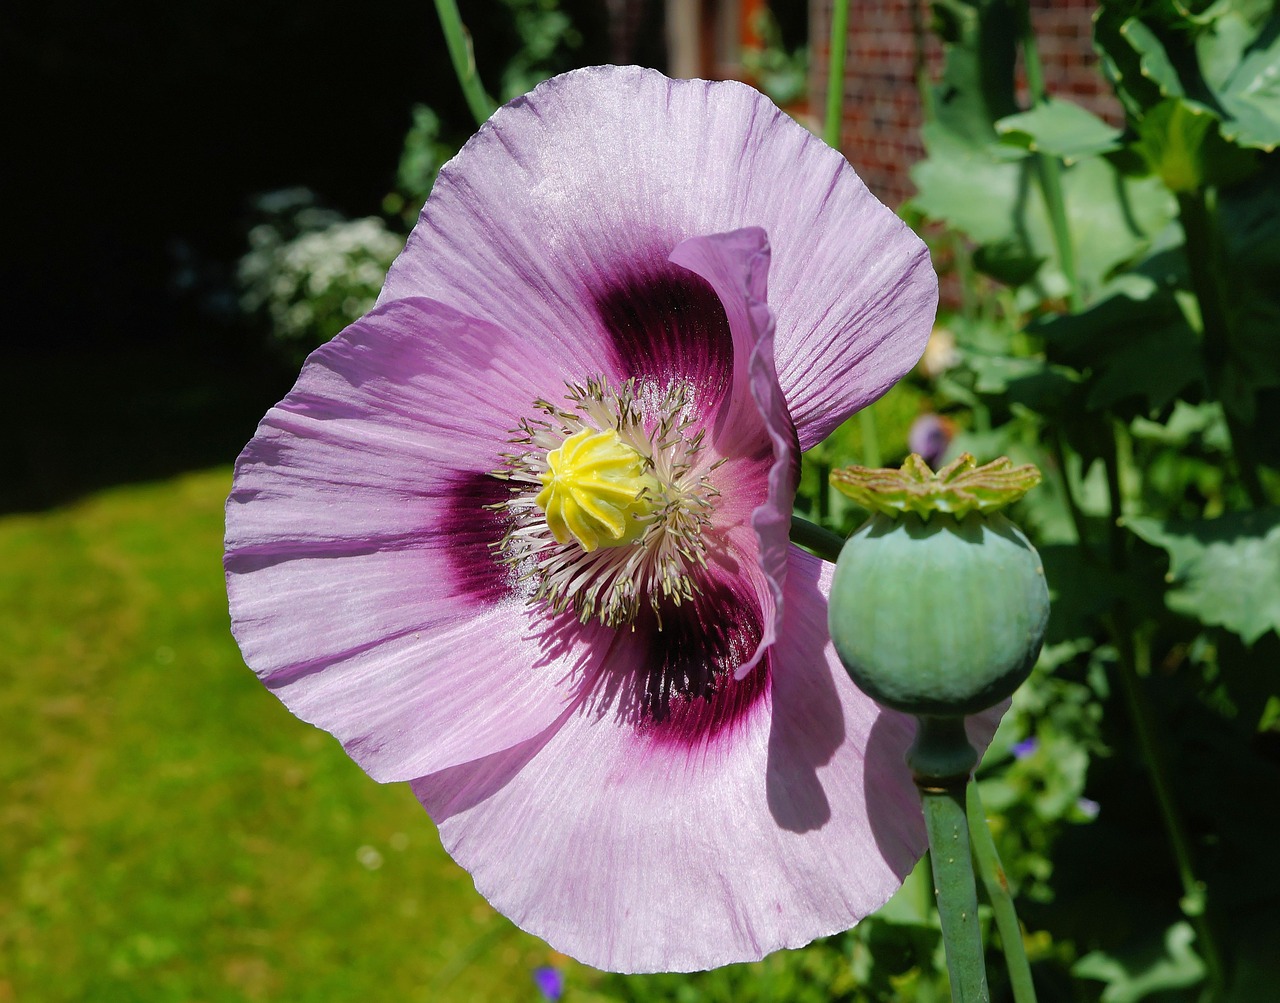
[827,454,1049,716]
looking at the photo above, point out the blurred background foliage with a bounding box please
[4,0,1279,1000]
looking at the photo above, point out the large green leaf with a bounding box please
[1033,273,1207,415]
[1133,98,1259,191]
[1128,507,1280,644]
[1058,161,1177,299]
[1195,0,1274,92]
[997,98,1124,163]
[1085,321,1204,413]
[1197,0,1280,150]
[912,133,1177,300]
[911,125,1030,244]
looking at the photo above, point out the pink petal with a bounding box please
[668,228,797,678]
[412,548,1000,973]
[226,297,611,781]
[378,66,936,449]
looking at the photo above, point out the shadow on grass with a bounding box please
[3,335,293,515]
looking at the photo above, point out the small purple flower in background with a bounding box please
[1011,736,1039,760]
[908,413,955,469]
[225,67,1000,973]
[533,965,565,1002]
[1076,797,1101,820]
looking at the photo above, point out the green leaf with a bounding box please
[996,99,1124,163]
[910,125,1030,245]
[1129,400,1231,449]
[1073,922,1206,1003]
[1057,161,1178,300]
[956,351,1084,451]
[911,133,1177,299]
[1197,0,1280,151]
[972,237,1045,286]
[1196,0,1274,91]
[1039,543,1126,644]
[1086,325,1204,413]
[1033,272,1206,414]
[1132,98,1259,191]
[1128,507,1280,643]
[1094,7,1185,118]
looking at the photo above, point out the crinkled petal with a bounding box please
[226,297,610,781]
[378,66,936,449]
[668,227,797,678]
[412,548,1000,973]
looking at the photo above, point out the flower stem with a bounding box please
[789,515,844,563]
[1014,0,1081,312]
[823,0,850,150]
[908,717,990,1003]
[434,0,497,127]
[859,408,883,469]
[967,783,1038,1003]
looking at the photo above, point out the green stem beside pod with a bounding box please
[910,717,989,1003]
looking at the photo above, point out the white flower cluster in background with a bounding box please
[237,190,404,359]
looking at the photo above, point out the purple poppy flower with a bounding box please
[225,67,996,973]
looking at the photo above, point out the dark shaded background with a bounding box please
[2,0,627,512]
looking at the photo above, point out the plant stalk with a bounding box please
[968,784,1038,1003]
[1111,623,1225,996]
[434,0,497,127]
[1014,0,1081,312]
[823,0,850,150]
[909,716,991,1003]
[859,409,883,469]
[789,515,845,563]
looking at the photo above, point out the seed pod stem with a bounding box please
[904,716,989,1001]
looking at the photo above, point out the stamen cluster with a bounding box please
[492,376,721,628]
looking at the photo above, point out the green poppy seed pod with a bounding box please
[826,453,1050,717]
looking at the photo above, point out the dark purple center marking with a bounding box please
[630,574,771,745]
[442,471,516,605]
[591,258,734,412]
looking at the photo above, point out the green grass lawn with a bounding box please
[0,469,571,1002]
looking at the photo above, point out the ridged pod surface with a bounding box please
[828,509,1050,716]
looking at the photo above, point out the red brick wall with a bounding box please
[811,0,1120,208]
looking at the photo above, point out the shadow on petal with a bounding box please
[764,553,843,833]
[865,710,935,876]
[414,709,570,820]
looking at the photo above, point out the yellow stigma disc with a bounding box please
[535,428,662,552]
